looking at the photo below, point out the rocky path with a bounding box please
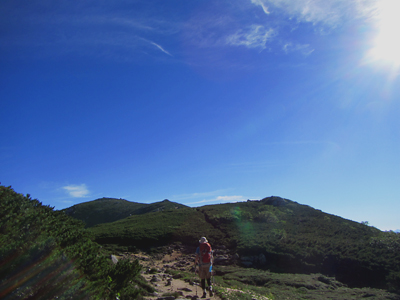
[131,248,222,300]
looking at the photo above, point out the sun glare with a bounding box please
[367,0,400,70]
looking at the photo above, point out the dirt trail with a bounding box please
[133,250,222,300]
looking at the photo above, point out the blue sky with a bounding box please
[1,0,399,231]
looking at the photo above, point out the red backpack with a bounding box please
[199,242,212,263]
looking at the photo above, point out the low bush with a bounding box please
[0,185,152,299]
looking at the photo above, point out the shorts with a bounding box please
[198,263,211,279]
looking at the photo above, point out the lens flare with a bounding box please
[366,0,400,76]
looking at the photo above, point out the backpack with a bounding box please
[199,242,212,264]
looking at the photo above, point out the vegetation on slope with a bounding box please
[0,185,153,299]
[90,207,225,251]
[90,196,400,292]
[213,266,400,300]
[63,198,188,228]
[199,197,400,290]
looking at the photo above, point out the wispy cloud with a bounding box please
[251,0,270,14]
[1,0,380,65]
[171,190,229,202]
[0,2,180,63]
[226,25,275,49]
[190,195,247,205]
[63,184,89,198]
[283,43,314,56]
[250,0,379,27]
[149,41,173,56]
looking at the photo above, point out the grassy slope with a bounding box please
[90,207,226,249]
[202,198,400,289]
[0,185,152,299]
[213,266,400,300]
[90,196,400,291]
[63,198,188,228]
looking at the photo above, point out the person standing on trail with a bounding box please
[195,237,213,298]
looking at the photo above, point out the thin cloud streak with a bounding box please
[283,43,314,56]
[171,190,229,202]
[189,195,248,205]
[251,0,270,14]
[63,184,89,198]
[226,25,275,49]
[250,0,379,27]
[0,5,178,61]
[0,0,380,67]
[149,41,173,56]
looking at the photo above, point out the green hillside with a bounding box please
[0,185,153,299]
[90,196,400,292]
[3,183,400,296]
[91,207,225,250]
[199,198,400,289]
[63,197,188,227]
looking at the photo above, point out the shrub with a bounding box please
[0,185,151,299]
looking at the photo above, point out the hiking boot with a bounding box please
[209,289,213,297]
[201,291,207,298]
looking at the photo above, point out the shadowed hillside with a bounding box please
[89,196,400,293]
[91,207,225,250]
[63,197,188,227]
[0,185,153,299]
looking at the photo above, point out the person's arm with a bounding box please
[195,247,200,264]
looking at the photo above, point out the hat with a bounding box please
[199,237,208,243]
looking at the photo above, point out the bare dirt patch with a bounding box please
[132,249,221,300]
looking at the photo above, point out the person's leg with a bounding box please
[207,278,213,296]
[199,266,207,298]
[201,279,207,298]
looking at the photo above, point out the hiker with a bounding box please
[195,237,213,298]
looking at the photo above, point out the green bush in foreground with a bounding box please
[0,185,151,299]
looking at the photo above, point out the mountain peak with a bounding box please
[62,197,188,227]
[260,196,290,207]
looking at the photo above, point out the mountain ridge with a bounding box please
[4,184,400,298]
[63,195,372,230]
[62,197,188,227]
[78,196,400,292]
